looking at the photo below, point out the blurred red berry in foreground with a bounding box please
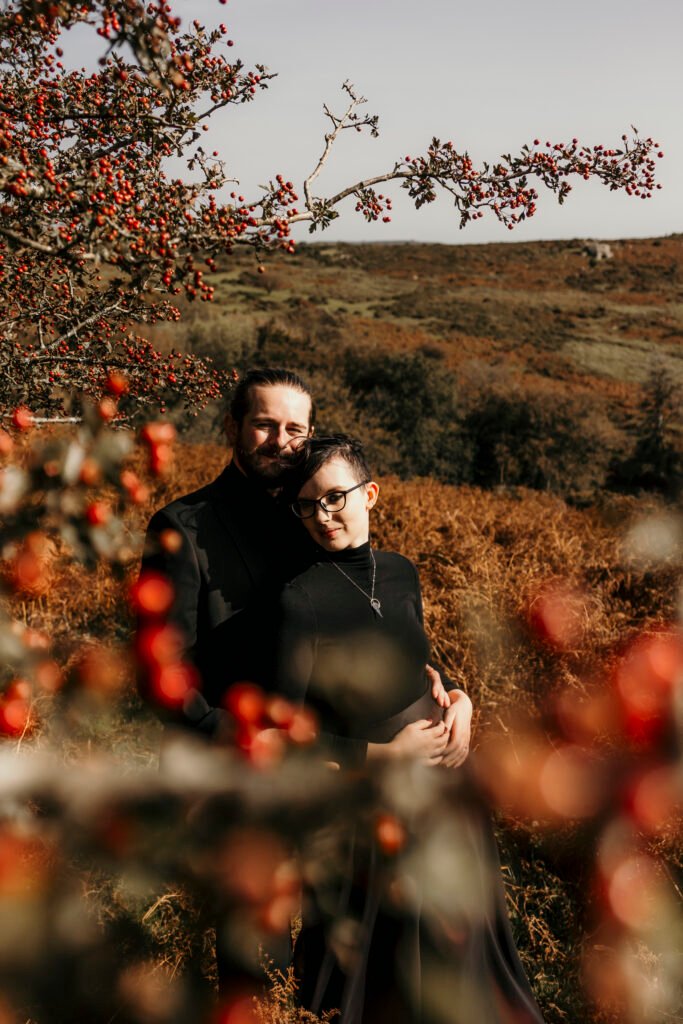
[0,429,13,455]
[135,623,184,666]
[613,630,682,746]
[225,682,266,726]
[11,406,34,431]
[527,582,586,650]
[376,813,407,855]
[105,371,129,396]
[130,571,175,618]
[140,422,176,445]
[0,694,32,736]
[149,662,197,707]
[86,501,111,526]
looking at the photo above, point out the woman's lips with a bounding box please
[320,528,340,540]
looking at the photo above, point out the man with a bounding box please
[139,367,316,738]
[140,365,472,757]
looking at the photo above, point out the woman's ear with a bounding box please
[365,481,379,510]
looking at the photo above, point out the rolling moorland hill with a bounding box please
[150,234,683,387]
[145,233,683,499]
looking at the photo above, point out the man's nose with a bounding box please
[274,426,291,450]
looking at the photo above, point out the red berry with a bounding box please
[98,397,118,421]
[375,813,407,855]
[85,501,111,526]
[11,406,34,431]
[141,422,176,445]
[106,371,128,396]
[150,663,196,707]
[0,697,31,736]
[287,708,317,745]
[130,571,175,617]
[0,429,14,455]
[149,442,174,476]
[136,623,183,666]
[159,529,183,554]
[225,682,266,726]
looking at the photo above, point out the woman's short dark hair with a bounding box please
[229,367,315,427]
[286,434,373,499]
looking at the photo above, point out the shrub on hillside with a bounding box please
[459,382,624,497]
[609,362,683,496]
[343,348,470,482]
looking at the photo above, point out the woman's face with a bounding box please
[296,456,379,552]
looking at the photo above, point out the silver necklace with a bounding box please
[330,548,383,618]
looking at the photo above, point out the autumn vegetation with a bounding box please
[0,421,681,1022]
[0,0,680,1021]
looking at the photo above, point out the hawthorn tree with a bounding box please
[0,0,663,422]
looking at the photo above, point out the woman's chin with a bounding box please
[314,528,346,551]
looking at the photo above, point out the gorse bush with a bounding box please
[341,349,637,498]
[609,361,683,496]
[458,376,626,497]
[343,348,468,482]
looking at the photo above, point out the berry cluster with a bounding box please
[353,186,393,224]
[398,135,662,230]
[0,0,274,419]
[0,3,663,423]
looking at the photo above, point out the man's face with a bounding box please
[229,384,313,487]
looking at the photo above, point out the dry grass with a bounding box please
[3,436,682,1024]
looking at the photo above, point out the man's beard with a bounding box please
[234,438,300,489]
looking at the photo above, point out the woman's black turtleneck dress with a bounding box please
[276,542,443,768]
[275,543,545,1024]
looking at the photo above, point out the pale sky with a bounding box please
[187,0,682,245]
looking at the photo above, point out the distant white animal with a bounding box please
[582,240,614,263]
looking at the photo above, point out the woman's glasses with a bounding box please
[291,480,369,519]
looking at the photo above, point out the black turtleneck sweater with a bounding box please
[140,460,316,735]
[276,542,454,766]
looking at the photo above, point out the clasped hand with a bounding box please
[388,665,472,768]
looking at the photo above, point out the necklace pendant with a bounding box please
[370,597,383,618]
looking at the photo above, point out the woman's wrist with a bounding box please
[367,740,395,762]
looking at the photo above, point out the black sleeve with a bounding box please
[411,560,461,693]
[141,508,200,655]
[138,508,228,739]
[276,583,368,769]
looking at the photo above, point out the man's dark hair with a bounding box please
[229,367,315,427]
[286,434,373,501]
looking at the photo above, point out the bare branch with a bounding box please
[303,81,379,212]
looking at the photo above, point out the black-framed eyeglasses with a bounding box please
[291,480,370,519]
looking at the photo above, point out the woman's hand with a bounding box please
[440,690,473,768]
[386,718,449,765]
[426,664,451,709]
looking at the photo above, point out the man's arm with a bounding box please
[440,689,473,768]
[426,664,473,766]
[138,508,228,739]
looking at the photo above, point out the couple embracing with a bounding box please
[141,367,544,1024]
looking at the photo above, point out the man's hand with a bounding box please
[426,664,451,709]
[440,690,472,768]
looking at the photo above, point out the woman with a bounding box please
[276,434,544,1024]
